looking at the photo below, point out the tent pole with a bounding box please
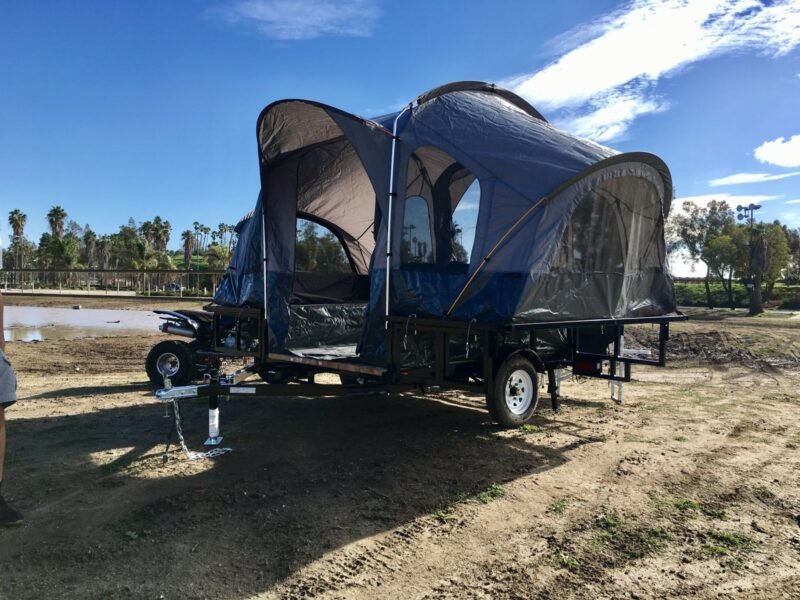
[261,196,268,324]
[445,194,548,317]
[384,104,412,327]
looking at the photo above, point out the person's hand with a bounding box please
[0,289,4,351]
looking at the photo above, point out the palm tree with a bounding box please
[83,228,98,268]
[8,209,26,238]
[192,221,201,256]
[181,230,194,268]
[139,220,155,248]
[161,220,172,252]
[46,206,68,239]
[97,236,112,270]
[7,209,27,271]
[206,244,231,271]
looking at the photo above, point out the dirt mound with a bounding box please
[626,329,752,361]
[665,330,755,361]
[626,327,799,367]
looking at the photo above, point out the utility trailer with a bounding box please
[155,81,686,443]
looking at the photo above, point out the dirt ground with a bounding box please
[1,301,799,599]
[3,294,208,312]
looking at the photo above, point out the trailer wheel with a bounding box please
[487,355,539,427]
[146,340,193,387]
[257,365,295,384]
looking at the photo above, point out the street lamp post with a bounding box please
[736,203,762,314]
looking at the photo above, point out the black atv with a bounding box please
[145,309,222,386]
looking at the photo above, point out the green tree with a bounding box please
[46,206,68,239]
[82,227,98,268]
[206,244,231,271]
[785,226,800,282]
[8,209,26,238]
[295,220,319,271]
[762,222,790,299]
[7,209,28,270]
[181,230,194,268]
[669,200,735,308]
[704,224,748,308]
[295,220,349,273]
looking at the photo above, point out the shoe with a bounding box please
[0,495,23,526]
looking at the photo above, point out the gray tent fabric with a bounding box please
[214,82,677,365]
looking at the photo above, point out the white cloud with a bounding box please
[555,88,668,143]
[786,199,800,204]
[781,211,800,227]
[708,171,800,186]
[511,0,800,142]
[213,0,380,40]
[754,134,800,168]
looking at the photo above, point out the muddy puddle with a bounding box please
[3,306,162,342]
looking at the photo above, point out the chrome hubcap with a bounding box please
[505,369,534,415]
[156,352,180,377]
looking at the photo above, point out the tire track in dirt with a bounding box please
[268,517,436,598]
[275,433,624,599]
[396,369,800,599]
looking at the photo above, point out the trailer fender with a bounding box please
[502,349,546,373]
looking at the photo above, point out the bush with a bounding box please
[673,281,800,309]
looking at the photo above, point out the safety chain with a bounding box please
[402,313,417,351]
[164,400,233,462]
[465,318,477,359]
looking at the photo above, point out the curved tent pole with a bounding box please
[445,195,547,317]
[261,196,268,323]
[384,103,413,326]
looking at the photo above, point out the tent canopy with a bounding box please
[214,82,677,362]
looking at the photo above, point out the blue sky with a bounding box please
[1,0,799,268]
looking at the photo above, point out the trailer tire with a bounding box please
[146,340,193,387]
[487,355,539,427]
[257,365,295,384]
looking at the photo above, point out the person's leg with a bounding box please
[0,405,5,484]
[0,404,22,525]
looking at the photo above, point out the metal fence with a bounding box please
[0,268,227,297]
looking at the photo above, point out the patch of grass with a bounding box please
[753,486,776,502]
[673,498,701,513]
[595,512,622,532]
[431,483,508,523]
[618,528,670,559]
[590,513,670,559]
[519,423,545,433]
[622,432,656,443]
[477,483,506,504]
[701,506,728,520]
[649,495,670,511]
[433,509,456,524]
[753,485,775,500]
[673,435,688,442]
[751,343,784,358]
[592,526,670,560]
[555,551,580,570]
[549,499,568,514]
[702,530,754,557]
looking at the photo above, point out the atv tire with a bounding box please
[146,340,193,387]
